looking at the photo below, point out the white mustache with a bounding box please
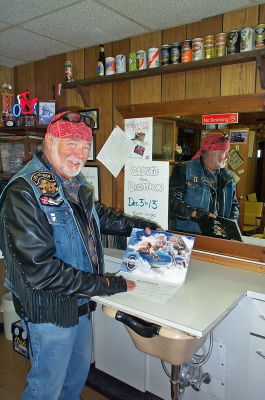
[66,156,83,166]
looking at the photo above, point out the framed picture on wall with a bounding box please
[38,101,56,125]
[79,109,99,130]
[87,135,96,161]
[81,165,100,202]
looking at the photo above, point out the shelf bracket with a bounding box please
[257,50,265,90]
[76,85,90,107]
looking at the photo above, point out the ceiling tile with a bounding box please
[21,0,148,48]
[0,0,76,24]
[0,55,26,67]
[0,21,11,30]
[99,0,264,30]
[0,28,75,62]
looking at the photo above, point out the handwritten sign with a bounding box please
[124,160,169,229]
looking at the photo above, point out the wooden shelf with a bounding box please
[0,127,45,138]
[62,50,263,90]
[61,49,265,106]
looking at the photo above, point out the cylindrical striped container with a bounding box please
[148,48,160,68]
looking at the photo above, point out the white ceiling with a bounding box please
[0,0,263,67]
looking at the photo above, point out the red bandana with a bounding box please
[47,112,92,141]
[192,132,230,160]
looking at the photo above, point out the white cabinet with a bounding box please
[93,305,146,391]
[246,299,265,400]
[93,253,146,391]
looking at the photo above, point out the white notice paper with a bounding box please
[124,160,169,229]
[96,125,135,178]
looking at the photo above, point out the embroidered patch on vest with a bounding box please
[40,193,63,207]
[31,172,59,195]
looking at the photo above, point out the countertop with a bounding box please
[93,248,265,338]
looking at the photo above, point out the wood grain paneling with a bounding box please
[88,83,113,206]
[35,58,50,101]
[66,49,85,110]
[14,63,35,97]
[256,4,265,92]
[186,67,221,99]
[161,26,186,102]
[222,6,258,96]
[84,43,112,79]
[130,32,162,104]
[186,16,223,99]
[47,53,67,112]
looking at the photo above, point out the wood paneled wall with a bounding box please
[11,4,265,209]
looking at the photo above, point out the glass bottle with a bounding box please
[97,44,105,77]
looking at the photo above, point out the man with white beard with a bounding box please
[168,132,239,235]
[0,111,159,400]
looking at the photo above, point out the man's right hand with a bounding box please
[126,279,136,291]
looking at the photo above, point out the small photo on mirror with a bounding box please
[79,109,99,130]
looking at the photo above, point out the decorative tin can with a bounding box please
[240,27,254,52]
[148,48,160,68]
[255,24,265,49]
[226,30,241,54]
[64,60,73,81]
[204,35,215,59]
[181,40,192,63]
[192,38,204,61]
[170,42,181,64]
[105,57,116,75]
[136,50,147,70]
[115,54,126,73]
[161,44,170,65]
[161,45,170,65]
[215,33,227,57]
[128,52,137,72]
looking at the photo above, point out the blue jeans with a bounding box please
[22,315,92,400]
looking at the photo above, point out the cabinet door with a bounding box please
[247,335,265,400]
[93,305,146,391]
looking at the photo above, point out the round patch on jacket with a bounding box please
[40,193,63,207]
[31,172,59,195]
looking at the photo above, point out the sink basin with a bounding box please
[102,305,207,365]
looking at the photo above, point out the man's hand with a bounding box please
[208,212,216,219]
[126,279,136,291]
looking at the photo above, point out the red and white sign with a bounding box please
[202,113,238,125]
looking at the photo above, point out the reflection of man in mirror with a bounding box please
[168,132,239,234]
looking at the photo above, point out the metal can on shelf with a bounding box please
[204,35,215,59]
[255,23,265,49]
[136,50,147,70]
[64,60,73,81]
[105,57,116,75]
[226,30,241,54]
[192,38,204,61]
[240,27,254,52]
[128,52,137,71]
[148,48,160,68]
[170,42,181,64]
[115,54,126,73]
[161,45,170,65]
[215,33,227,57]
[181,40,192,63]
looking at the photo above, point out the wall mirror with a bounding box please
[118,93,265,266]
